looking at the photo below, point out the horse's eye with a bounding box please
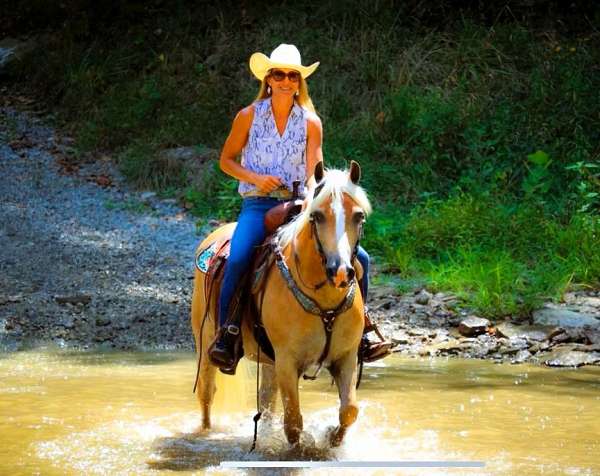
[310,211,325,224]
[353,211,365,223]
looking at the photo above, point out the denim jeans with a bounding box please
[218,197,370,326]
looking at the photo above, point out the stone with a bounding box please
[495,322,552,341]
[430,339,463,354]
[540,349,600,367]
[583,328,600,345]
[0,37,37,72]
[414,289,432,305]
[0,294,22,305]
[458,316,491,337]
[511,349,532,364]
[55,294,92,306]
[140,191,156,202]
[158,145,216,164]
[533,306,600,328]
[390,330,411,345]
[95,317,111,327]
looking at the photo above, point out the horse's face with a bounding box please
[309,162,366,289]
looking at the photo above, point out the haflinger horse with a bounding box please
[191,160,371,447]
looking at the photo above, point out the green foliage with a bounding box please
[6,4,600,316]
[362,193,600,318]
[183,162,240,221]
[566,161,600,214]
[117,142,188,190]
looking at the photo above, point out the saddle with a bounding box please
[195,186,304,370]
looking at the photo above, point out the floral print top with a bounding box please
[238,98,307,196]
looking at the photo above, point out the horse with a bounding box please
[190,160,372,447]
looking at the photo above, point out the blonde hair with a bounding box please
[255,73,316,113]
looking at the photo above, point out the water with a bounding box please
[1,349,599,475]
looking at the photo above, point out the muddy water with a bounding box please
[1,349,599,475]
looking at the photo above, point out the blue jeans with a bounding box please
[218,197,370,326]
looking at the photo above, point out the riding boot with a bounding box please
[359,307,393,363]
[208,324,241,375]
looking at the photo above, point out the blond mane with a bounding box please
[276,167,372,249]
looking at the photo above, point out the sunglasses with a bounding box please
[269,69,301,82]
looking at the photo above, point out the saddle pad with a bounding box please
[195,241,218,273]
[195,239,231,274]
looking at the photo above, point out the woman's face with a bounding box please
[267,68,301,98]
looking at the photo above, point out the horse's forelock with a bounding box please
[276,167,371,248]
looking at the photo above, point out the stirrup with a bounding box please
[361,309,393,363]
[208,326,241,372]
[360,338,393,363]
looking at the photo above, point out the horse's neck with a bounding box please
[284,224,350,309]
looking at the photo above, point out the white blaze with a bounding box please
[332,193,352,263]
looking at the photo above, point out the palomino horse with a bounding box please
[191,161,371,446]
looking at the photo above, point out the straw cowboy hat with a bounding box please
[249,44,319,81]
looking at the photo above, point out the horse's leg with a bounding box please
[329,352,359,446]
[259,363,278,420]
[276,358,302,445]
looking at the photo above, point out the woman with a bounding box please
[208,44,390,371]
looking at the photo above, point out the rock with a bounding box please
[508,336,529,350]
[551,331,571,345]
[533,306,599,328]
[55,294,92,306]
[414,289,432,305]
[140,191,156,202]
[158,146,216,164]
[391,329,411,345]
[375,298,395,311]
[0,37,37,73]
[495,322,552,341]
[458,316,490,337]
[0,294,23,305]
[95,317,111,327]
[583,328,600,345]
[511,349,532,364]
[528,341,551,353]
[58,316,75,329]
[540,348,600,367]
[429,339,463,354]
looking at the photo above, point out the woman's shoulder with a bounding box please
[304,109,322,132]
[232,103,257,129]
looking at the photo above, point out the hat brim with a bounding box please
[249,52,319,81]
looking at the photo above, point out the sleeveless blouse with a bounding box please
[238,98,307,196]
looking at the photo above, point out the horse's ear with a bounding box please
[314,161,324,183]
[349,160,361,184]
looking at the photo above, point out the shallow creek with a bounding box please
[1,350,598,475]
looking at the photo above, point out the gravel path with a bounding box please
[0,107,200,350]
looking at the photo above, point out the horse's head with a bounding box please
[278,161,371,289]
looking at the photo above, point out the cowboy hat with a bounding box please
[249,44,319,81]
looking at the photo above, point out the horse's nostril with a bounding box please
[347,268,355,281]
[326,267,336,279]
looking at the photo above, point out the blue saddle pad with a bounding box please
[195,241,218,274]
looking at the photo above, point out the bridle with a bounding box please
[271,184,365,379]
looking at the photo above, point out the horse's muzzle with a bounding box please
[326,264,355,288]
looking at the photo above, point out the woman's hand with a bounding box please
[254,174,283,193]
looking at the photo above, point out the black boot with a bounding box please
[208,325,240,374]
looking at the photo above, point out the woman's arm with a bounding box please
[306,112,324,182]
[219,105,282,192]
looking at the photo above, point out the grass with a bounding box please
[5,2,600,319]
